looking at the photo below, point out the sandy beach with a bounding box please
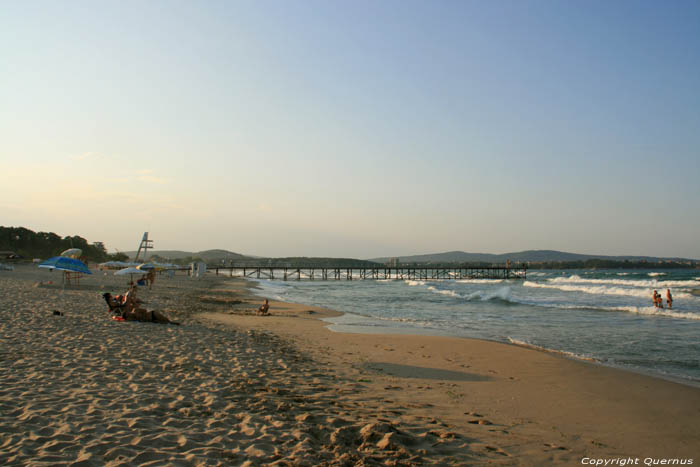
[1,265,698,466]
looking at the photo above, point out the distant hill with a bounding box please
[122,248,696,267]
[124,250,381,267]
[251,257,381,267]
[370,250,697,264]
[124,249,251,262]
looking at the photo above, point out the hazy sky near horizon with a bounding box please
[2,0,699,259]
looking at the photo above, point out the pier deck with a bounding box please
[212,266,526,281]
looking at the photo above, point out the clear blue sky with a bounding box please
[2,0,699,258]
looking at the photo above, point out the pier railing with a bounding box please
[212,266,526,281]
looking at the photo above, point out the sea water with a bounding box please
[252,270,700,385]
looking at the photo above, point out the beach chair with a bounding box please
[102,292,128,319]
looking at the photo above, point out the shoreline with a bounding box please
[212,277,700,460]
[249,279,700,390]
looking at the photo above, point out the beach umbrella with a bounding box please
[39,256,91,287]
[39,256,92,274]
[137,262,157,270]
[99,260,128,269]
[60,248,83,258]
[115,266,147,284]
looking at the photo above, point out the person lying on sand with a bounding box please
[103,289,179,325]
[257,298,270,316]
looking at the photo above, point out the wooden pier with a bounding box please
[212,266,526,281]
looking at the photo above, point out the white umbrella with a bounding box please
[100,261,128,269]
[115,266,147,284]
[61,248,82,259]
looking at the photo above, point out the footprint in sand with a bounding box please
[544,443,569,451]
[484,445,510,456]
[468,419,493,425]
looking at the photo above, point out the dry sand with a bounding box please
[1,265,698,466]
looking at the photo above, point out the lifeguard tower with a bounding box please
[135,232,154,262]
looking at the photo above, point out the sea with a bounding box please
[249,269,700,386]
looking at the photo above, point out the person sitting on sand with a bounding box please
[666,289,673,309]
[257,298,270,316]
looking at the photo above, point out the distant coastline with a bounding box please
[2,226,697,270]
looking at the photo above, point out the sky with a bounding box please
[2,0,699,259]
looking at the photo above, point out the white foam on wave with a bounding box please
[612,306,700,321]
[427,286,459,297]
[531,302,700,321]
[648,272,666,277]
[468,286,514,302]
[455,279,504,284]
[617,272,629,276]
[523,281,693,299]
[420,283,515,303]
[405,280,427,287]
[507,337,598,362]
[482,286,512,301]
[547,275,699,289]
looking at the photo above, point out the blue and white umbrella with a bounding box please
[38,256,92,274]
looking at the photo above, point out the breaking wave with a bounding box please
[611,306,700,321]
[406,280,516,304]
[547,275,698,288]
[524,281,693,299]
[404,280,427,287]
[530,302,700,321]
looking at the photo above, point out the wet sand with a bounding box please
[1,265,698,465]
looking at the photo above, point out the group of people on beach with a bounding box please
[103,283,179,325]
[652,289,672,309]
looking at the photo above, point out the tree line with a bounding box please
[0,226,126,263]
